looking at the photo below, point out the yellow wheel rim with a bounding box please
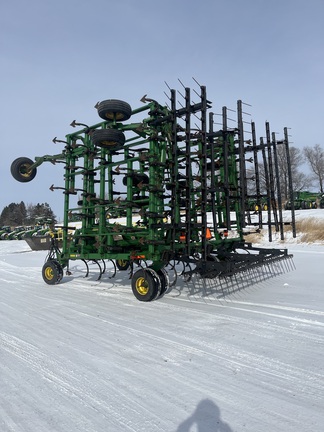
[117,259,127,266]
[135,277,149,296]
[105,112,124,121]
[101,140,117,146]
[44,266,54,281]
[20,163,32,178]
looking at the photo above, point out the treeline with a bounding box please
[0,202,56,227]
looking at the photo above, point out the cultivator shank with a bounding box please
[11,82,295,301]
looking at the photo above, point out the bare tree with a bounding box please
[303,144,324,193]
[277,145,313,198]
[247,146,311,200]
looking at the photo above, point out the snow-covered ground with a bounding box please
[1,210,324,431]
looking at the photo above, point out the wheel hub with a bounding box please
[44,266,54,280]
[135,277,149,295]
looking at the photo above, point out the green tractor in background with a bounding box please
[284,191,319,210]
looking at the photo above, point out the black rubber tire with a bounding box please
[11,157,37,183]
[91,129,125,150]
[156,268,169,298]
[115,259,130,271]
[131,268,160,302]
[42,260,63,285]
[122,173,149,187]
[145,268,161,300]
[97,99,132,122]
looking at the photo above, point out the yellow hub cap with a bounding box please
[21,164,32,178]
[135,277,149,296]
[44,266,54,280]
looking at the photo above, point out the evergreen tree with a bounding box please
[0,202,56,227]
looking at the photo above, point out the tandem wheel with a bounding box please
[131,267,169,302]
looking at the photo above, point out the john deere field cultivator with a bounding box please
[11,83,295,301]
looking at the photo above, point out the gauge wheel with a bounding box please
[115,259,130,271]
[131,268,160,302]
[42,260,63,285]
[156,268,170,298]
[91,128,125,150]
[96,99,132,122]
[11,157,37,183]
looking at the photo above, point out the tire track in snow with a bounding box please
[73,310,324,402]
[0,331,168,432]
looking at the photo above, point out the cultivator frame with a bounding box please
[11,82,295,301]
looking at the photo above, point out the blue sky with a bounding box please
[1,0,323,220]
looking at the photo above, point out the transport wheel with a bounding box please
[11,157,37,183]
[96,99,132,122]
[156,268,169,298]
[91,129,125,150]
[131,269,160,302]
[122,173,149,187]
[42,260,63,285]
[115,259,130,271]
[145,268,162,300]
[263,204,268,211]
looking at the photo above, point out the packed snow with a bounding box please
[1,210,324,431]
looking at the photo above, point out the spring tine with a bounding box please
[184,264,193,283]
[94,260,103,281]
[108,259,117,279]
[101,259,106,274]
[128,262,134,280]
[82,259,89,278]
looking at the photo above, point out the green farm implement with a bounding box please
[11,83,295,301]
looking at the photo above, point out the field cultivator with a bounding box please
[11,83,295,301]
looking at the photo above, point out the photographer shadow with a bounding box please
[177,399,232,432]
